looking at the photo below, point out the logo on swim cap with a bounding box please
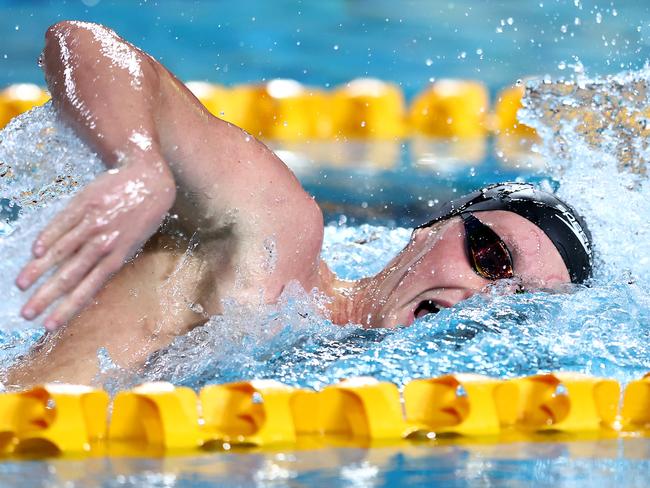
[553,211,593,259]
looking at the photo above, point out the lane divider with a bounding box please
[0,384,108,454]
[201,380,296,446]
[0,373,647,456]
[621,373,650,431]
[0,79,536,140]
[109,382,201,450]
[404,374,517,436]
[0,84,50,129]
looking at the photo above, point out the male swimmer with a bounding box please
[6,22,593,386]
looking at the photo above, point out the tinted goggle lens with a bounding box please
[461,213,514,280]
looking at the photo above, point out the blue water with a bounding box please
[2,0,650,97]
[1,72,650,485]
[1,440,650,487]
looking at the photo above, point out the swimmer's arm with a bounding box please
[16,21,177,329]
[40,21,164,167]
[39,21,319,245]
[17,21,322,329]
[40,20,317,240]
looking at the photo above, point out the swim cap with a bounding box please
[415,182,593,283]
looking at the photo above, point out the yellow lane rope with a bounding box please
[0,79,535,140]
[0,373,648,456]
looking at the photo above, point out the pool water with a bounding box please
[0,70,649,488]
[2,0,650,97]
[1,439,650,487]
[3,83,649,392]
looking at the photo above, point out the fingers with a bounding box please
[32,200,85,258]
[20,236,114,321]
[17,218,94,291]
[43,255,123,331]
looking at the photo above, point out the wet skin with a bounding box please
[7,22,571,386]
[350,210,571,329]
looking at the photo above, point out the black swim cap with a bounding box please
[416,182,593,283]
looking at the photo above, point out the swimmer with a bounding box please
[6,22,593,386]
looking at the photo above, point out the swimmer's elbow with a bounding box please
[45,21,76,42]
[43,21,160,95]
[43,21,105,74]
[45,20,112,45]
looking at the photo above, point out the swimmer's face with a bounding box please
[362,210,570,328]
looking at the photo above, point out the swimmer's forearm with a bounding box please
[15,22,182,330]
[43,21,163,169]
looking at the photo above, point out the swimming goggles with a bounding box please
[415,183,592,283]
[461,212,514,281]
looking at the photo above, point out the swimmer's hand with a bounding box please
[15,158,176,330]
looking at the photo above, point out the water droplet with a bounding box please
[425,58,433,66]
[558,61,567,70]
[507,17,514,25]
[333,44,339,51]
[596,12,602,24]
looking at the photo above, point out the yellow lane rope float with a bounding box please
[0,373,648,456]
[1,79,537,140]
[0,84,51,129]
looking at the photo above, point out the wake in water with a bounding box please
[1,66,650,391]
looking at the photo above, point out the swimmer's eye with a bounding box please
[461,212,514,281]
[414,300,440,319]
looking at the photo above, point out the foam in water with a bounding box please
[0,104,102,364]
[521,69,650,287]
[1,72,650,390]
